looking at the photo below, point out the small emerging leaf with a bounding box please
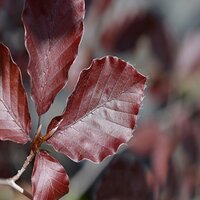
[32,150,69,200]
[22,0,85,115]
[47,56,146,163]
[0,43,31,143]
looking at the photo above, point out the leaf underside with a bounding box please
[22,0,85,115]
[0,43,31,143]
[32,150,69,200]
[47,56,146,163]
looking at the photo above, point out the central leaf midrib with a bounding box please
[60,78,144,131]
[0,97,25,133]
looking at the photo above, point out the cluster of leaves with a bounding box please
[85,1,200,200]
[0,0,146,199]
[2,0,199,199]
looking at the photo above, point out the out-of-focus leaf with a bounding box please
[129,123,159,156]
[0,0,4,8]
[89,0,112,18]
[94,0,112,14]
[129,122,173,185]
[101,11,173,69]
[150,71,172,106]
[47,56,146,163]
[22,0,85,115]
[67,47,93,93]
[175,31,200,77]
[95,156,151,200]
[0,43,31,143]
[151,133,172,184]
[32,150,69,200]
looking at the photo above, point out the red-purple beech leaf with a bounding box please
[0,43,31,143]
[22,0,85,115]
[32,150,69,200]
[47,56,146,163]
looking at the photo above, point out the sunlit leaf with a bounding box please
[0,43,31,143]
[47,56,146,163]
[32,150,69,200]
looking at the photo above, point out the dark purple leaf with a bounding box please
[22,0,85,115]
[101,11,174,69]
[47,56,146,163]
[96,156,151,200]
[129,122,173,185]
[32,150,69,200]
[0,43,31,143]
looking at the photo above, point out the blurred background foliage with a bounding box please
[0,0,200,199]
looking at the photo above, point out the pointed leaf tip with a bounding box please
[47,56,146,163]
[22,0,85,115]
[0,43,31,143]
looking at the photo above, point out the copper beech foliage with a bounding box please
[0,43,31,143]
[32,151,69,200]
[23,0,84,115]
[0,0,146,199]
[47,56,146,163]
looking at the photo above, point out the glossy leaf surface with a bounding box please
[32,151,69,200]
[0,43,31,143]
[23,0,85,115]
[47,56,146,163]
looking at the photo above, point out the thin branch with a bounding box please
[0,150,35,199]
[0,178,9,185]
[0,178,32,199]
[12,150,35,182]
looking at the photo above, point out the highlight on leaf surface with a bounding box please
[22,0,85,115]
[32,150,69,200]
[0,43,31,144]
[47,56,146,163]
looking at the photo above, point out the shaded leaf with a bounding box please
[101,11,174,69]
[0,43,31,143]
[129,123,161,156]
[0,0,4,8]
[95,155,151,200]
[32,150,69,200]
[22,0,85,115]
[89,0,113,19]
[175,31,200,77]
[151,133,172,185]
[47,56,146,163]
[129,122,173,185]
[150,71,172,106]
